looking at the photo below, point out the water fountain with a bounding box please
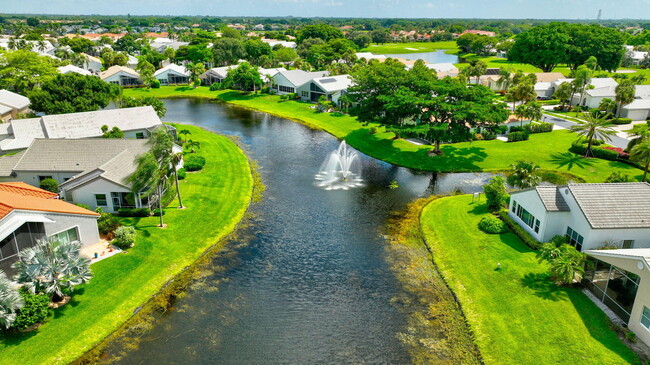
[314,141,363,190]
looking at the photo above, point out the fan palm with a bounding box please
[179,129,192,142]
[185,140,200,153]
[630,140,650,182]
[496,68,512,91]
[569,113,617,157]
[507,160,542,189]
[12,238,92,302]
[0,270,23,329]
[548,245,586,285]
[615,79,636,117]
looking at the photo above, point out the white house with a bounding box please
[305,75,353,104]
[0,182,100,273]
[201,65,238,85]
[355,52,386,61]
[57,64,92,76]
[261,39,297,49]
[583,249,650,347]
[508,183,650,252]
[0,90,30,123]
[553,78,619,108]
[425,63,459,77]
[0,106,165,152]
[100,65,142,87]
[154,64,190,85]
[621,85,650,121]
[81,53,103,73]
[271,70,329,96]
[126,54,139,69]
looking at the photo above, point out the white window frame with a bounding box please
[49,226,80,244]
[641,306,650,330]
[95,193,108,207]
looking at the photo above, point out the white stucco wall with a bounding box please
[8,171,80,187]
[508,189,548,242]
[42,212,100,247]
[622,108,650,121]
[67,177,132,213]
[271,73,296,95]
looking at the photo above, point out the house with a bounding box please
[355,52,386,61]
[305,75,353,104]
[621,85,650,121]
[57,64,92,76]
[271,70,329,96]
[150,40,189,53]
[100,65,142,87]
[126,54,139,69]
[583,249,650,347]
[261,39,297,49]
[154,64,190,85]
[425,63,459,77]
[0,182,100,273]
[201,65,239,85]
[81,53,103,73]
[0,106,165,153]
[553,78,619,108]
[508,183,650,252]
[0,90,30,122]
[0,139,180,213]
[461,30,497,37]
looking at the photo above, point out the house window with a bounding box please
[534,219,540,233]
[135,132,145,139]
[642,307,650,330]
[566,226,584,251]
[272,84,278,90]
[51,227,79,244]
[38,176,53,182]
[95,194,108,207]
[511,201,517,213]
[623,240,635,249]
[301,91,309,97]
[515,204,537,230]
[278,85,295,93]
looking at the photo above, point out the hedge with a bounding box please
[184,154,206,172]
[569,143,620,161]
[498,210,542,250]
[524,122,554,134]
[611,118,632,125]
[507,131,529,142]
[478,215,508,234]
[117,208,151,217]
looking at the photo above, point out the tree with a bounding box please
[631,74,648,85]
[29,73,121,114]
[12,238,93,302]
[523,101,543,124]
[185,140,200,153]
[539,241,586,285]
[630,140,650,182]
[554,82,573,110]
[179,129,192,142]
[297,24,343,43]
[514,104,527,124]
[113,33,141,54]
[101,125,125,139]
[223,62,263,92]
[506,81,536,111]
[0,270,23,329]
[598,98,617,116]
[39,178,59,193]
[507,160,542,189]
[186,62,206,88]
[26,17,40,27]
[456,33,479,53]
[508,23,570,72]
[483,175,507,212]
[496,68,512,91]
[569,113,617,157]
[136,60,156,88]
[0,50,58,93]
[615,79,636,117]
[212,38,246,66]
[273,47,298,64]
[571,65,592,106]
[466,60,487,84]
[370,28,391,44]
[119,96,167,118]
[350,33,371,49]
[243,38,272,65]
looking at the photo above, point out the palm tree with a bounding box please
[0,270,23,329]
[185,140,200,153]
[615,79,636,117]
[186,62,206,88]
[507,160,542,189]
[179,129,192,142]
[630,140,650,182]
[496,68,512,91]
[554,82,573,111]
[7,37,17,50]
[12,238,92,302]
[548,245,586,285]
[514,104,527,126]
[37,40,47,53]
[523,101,543,125]
[598,98,617,117]
[569,113,617,157]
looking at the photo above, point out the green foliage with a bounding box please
[101,125,125,139]
[184,154,206,171]
[508,160,542,188]
[524,123,554,134]
[112,226,137,250]
[0,270,23,329]
[507,131,529,142]
[212,38,246,66]
[12,289,51,330]
[297,24,344,43]
[151,79,161,89]
[117,208,151,217]
[569,143,620,161]
[625,331,637,343]
[96,208,121,236]
[120,96,167,117]
[209,82,222,91]
[483,176,507,212]
[0,50,58,94]
[74,203,91,210]
[478,215,508,234]
[611,118,632,125]
[630,139,650,182]
[223,62,263,91]
[538,241,586,285]
[177,168,187,180]
[29,73,121,114]
[38,178,58,193]
[604,171,632,183]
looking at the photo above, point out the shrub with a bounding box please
[152,208,166,216]
[151,79,160,89]
[177,168,187,180]
[369,127,377,134]
[184,154,206,171]
[12,289,51,330]
[509,126,525,133]
[604,171,631,183]
[498,211,542,249]
[611,118,632,125]
[117,208,151,217]
[524,122,553,134]
[626,330,637,343]
[39,178,58,193]
[569,143,620,161]
[483,132,497,140]
[96,208,120,236]
[507,131,529,142]
[603,146,629,159]
[112,226,136,249]
[483,176,507,212]
[478,216,508,234]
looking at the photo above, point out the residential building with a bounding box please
[354,52,387,61]
[100,65,142,87]
[621,85,650,121]
[0,182,100,273]
[508,183,650,252]
[201,65,238,85]
[57,64,92,76]
[425,63,459,77]
[461,30,497,37]
[0,106,165,153]
[271,70,330,96]
[0,90,30,122]
[304,75,353,104]
[552,78,619,108]
[261,39,297,49]
[81,53,103,73]
[154,64,190,85]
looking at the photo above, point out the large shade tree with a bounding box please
[0,50,58,93]
[29,73,121,114]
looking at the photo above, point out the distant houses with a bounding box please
[100,65,142,87]
[271,70,330,96]
[57,64,92,76]
[0,90,30,122]
[154,64,190,85]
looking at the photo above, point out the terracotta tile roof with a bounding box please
[0,182,99,220]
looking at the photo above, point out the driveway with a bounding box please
[542,113,631,149]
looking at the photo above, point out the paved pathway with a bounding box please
[542,113,631,149]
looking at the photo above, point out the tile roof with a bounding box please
[0,182,99,220]
[276,70,329,87]
[57,64,92,76]
[311,75,353,93]
[100,65,139,80]
[567,183,650,229]
[153,63,189,77]
[535,186,570,212]
[0,90,30,110]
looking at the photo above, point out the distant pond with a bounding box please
[379,49,459,64]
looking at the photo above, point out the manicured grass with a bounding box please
[0,126,253,364]
[361,41,458,54]
[456,55,573,75]
[125,87,642,182]
[420,195,640,364]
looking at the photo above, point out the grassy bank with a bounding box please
[361,41,458,54]
[124,87,642,182]
[420,195,640,364]
[0,125,253,364]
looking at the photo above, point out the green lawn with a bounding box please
[420,195,640,364]
[456,55,573,75]
[361,41,458,54]
[126,87,642,183]
[0,125,253,364]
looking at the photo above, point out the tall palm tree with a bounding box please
[0,270,23,329]
[554,82,573,111]
[12,238,92,302]
[569,113,617,157]
[186,62,206,88]
[615,79,636,117]
[507,160,542,189]
[524,101,543,125]
[630,140,650,182]
[514,104,527,126]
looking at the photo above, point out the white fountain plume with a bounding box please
[314,141,364,190]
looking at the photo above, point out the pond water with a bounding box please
[112,98,496,364]
[380,49,459,64]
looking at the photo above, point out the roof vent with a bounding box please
[564,189,569,195]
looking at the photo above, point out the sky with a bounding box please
[3,0,650,20]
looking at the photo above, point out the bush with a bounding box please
[112,226,136,249]
[603,146,629,159]
[498,211,542,249]
[605,171,631,183]
[117,208,151,217]
[151,79,160,89]
[184,154,206,172]
[483,176,507,212]
[12,289,51,330]
[611,118,632,125]
[483,132,497,140]
[508,131,529,142]
[96,208,120,236]
[177,168,187,180]
[152,208,166,216]
[569,143,620,161]
[509,126,525,133]
[209,82,222,91]
[478,215,508,234]
[39,178,59,193]
[524,122,553,134]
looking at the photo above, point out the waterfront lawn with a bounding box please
[361,41,458,54]
[0,125,253,365]
[456,55,572,75]
[421,195,640,365]
[123,87,642,182]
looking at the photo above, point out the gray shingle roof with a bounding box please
[277,70,329,87]
[535,186,570,212]
[567,183,650,229]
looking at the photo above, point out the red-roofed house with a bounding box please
[0,182,100,272]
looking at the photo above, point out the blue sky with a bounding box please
[3,0,650,19]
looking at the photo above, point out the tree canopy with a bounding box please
[0,50,58,94]
[29,73,121,114]
[297,24,344,43]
